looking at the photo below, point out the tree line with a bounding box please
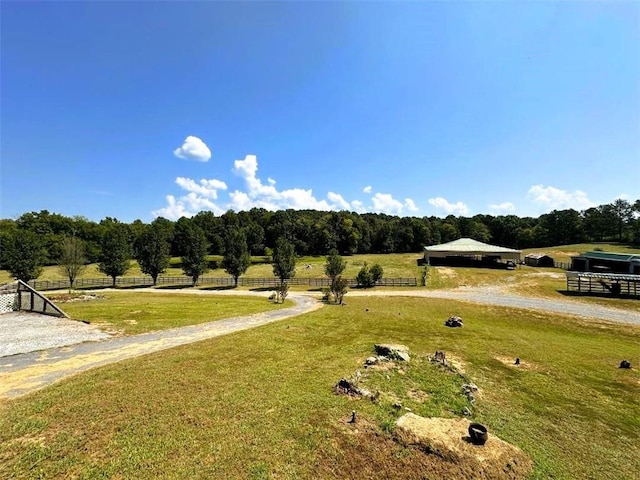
[1,198,639,283]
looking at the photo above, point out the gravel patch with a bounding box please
[0,312,110,357]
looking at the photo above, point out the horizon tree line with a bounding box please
[1,198,639,283]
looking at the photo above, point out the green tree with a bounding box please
[356,262,383,288]
[332,276,349,305]
[180,224,209,286]
[272,237,296,302]
[134,223,171,286]
[222,229,251,287]
[4,230,46,282]
[325,249,347,303]
[98,224,132,287]
[58,235,87,290]
[611,199,634,242]
[370,263,384,284]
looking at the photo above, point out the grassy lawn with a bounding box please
[1,297,638,479]
[49,292,292,335]
[0,253,423,284]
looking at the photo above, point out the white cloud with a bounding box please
[154,154,426,218]
[488,202,516,214]
[328,192,351,210]
[363,185,372,193]
[351,200,366,213]
[404,198,418,212]
[175,177,227,199]
[527,185,594,211]
[152,195,195,220]
[428,197,470,215]
[372,193,405,214]
[173,136,212,162]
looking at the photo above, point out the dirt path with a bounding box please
[0,293,320,399]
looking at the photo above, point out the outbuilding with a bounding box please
[570,251,640,275]
[424,238,521,268]
[524,253,555,268]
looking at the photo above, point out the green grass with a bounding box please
[1,297,638,478]
[0,253,423,284]
[50,292,292,335]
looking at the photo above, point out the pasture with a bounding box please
[1,293,639,479]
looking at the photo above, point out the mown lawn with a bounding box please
[1,296,638,479]
[50,292,292,335]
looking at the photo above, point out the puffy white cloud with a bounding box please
[152,195,195,220]
[363,185,372,194]
[527,185,594,211]
[488,202,516,214]
[404,198,418,212]
[175,177,227,199]
[328,192,351,210]
[233,155,278,197]
[351,200,366,213]
[153,154,426,218]
[173,136,212,162]
[372,193,404,214]
[428,197,470,215]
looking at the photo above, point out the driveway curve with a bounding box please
[0,292,320,399]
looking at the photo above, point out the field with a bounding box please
[49,292,292,335]
[1,293,639,479]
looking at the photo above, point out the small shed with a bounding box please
[524,253,554,268]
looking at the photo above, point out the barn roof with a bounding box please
[572,251,640,262]
[424,238,521,259]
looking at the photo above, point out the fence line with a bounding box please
[29,276,418,291]
[554,262,570,270]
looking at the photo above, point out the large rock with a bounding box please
[374,344,410,362]
[395,413,532,479]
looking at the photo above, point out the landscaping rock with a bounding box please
[395,413,532,478]
[445,316,464,328]
[334,377,374,399]
[374,344,410,362]
[365,356,379,366]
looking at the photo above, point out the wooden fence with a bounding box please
[28,276,418,291]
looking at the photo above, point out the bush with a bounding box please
[356,262,383,288]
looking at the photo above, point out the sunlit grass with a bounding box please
[50,292,291,335]
[1,297,638,478]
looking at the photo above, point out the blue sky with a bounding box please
[1,1,638,222]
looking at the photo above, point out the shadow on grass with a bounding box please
[249,287,276,292]
[154,284,195,290]
[199,285,237,291]
[558,290,639,300]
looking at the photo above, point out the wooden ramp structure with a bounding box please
[0,280,68,317]
[566,272,640,299]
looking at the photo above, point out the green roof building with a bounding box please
[570,251,640,275]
